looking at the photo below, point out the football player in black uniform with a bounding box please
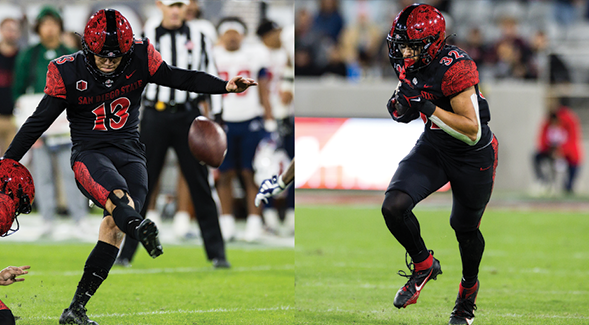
[2,9,255,325]
[382,4,498,325]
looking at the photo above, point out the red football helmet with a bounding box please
[387,4,446,78]
[0,158,35,236]
[82,9,134,80]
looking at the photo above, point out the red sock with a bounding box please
[459,281,478,296]
[414,253,433,272]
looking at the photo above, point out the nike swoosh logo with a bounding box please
[423,84,433,88]
[126,70,136,79]
[410,97,422,103]
[480,166,491,171]
[414,271,432,292]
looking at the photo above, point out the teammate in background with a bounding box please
[0,265,30,325]
[255,19,295,235]
[3,9,255,324]
[255,158,294,207]
[382,4,498,325]
[117,0,229,269]
[533,96,582,194]
[214,17,273,242]
[0,18,20,156]
[12,6,87,238]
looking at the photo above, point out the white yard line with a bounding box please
[28,264,294,277]
[26,306,294,321]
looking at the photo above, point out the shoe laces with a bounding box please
[454,297,477,318]
[397,250,434,279]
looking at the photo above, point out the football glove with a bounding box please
[254,175,286,207]
[387,92,420,123]
[397,83,437,117]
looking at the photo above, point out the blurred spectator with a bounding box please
[295,8,322,76]
[12,6,87,237]
[529,30,570,83]
[62,31,82,51]
[0,18,20,156]
[185,0,217,43]
[533,96,583,194]
[323,44,347,77]
[489,16,534,80]
[554,0,580,28]
[312,0,344,43]
[457,27,488,69]
[339,9,380,76]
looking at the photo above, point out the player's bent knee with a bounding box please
[382,190,414,221]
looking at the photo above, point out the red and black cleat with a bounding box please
[393,250,443,309]
[449,280,479,325]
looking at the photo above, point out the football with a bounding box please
[188,116,227,168]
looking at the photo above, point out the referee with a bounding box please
[117,0,229,268]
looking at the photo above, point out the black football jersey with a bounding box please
[4,38,228,162]
[396,45,492,153]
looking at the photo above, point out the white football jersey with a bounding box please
[266,47,292,120]
[213,43,270,122]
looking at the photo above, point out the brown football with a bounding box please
[188,116,227,168]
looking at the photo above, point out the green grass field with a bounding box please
[1,243,293,324]
[295,204,589,325]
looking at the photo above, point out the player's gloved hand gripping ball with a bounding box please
[396,82,437,118]
[387,82,420,123]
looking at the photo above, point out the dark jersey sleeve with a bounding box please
[3,95,67,161]
[441,60,479,97]
[145,40,228,94]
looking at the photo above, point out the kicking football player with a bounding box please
[2,9,255,325]
[382,4,498,325]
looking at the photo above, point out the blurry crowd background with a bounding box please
[295,0,589,84]
[0,0,294,241]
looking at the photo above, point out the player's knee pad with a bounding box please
[381,190,414,225]
[108,191,142,232]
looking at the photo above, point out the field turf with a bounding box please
[296,204,589,324]
[1,243,293,324]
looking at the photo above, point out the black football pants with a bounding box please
[119,108,225,261]
[382,135,498,281]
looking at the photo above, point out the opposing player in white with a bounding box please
[213,17,273,242]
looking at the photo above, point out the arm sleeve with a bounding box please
[150,61,229,94]
[3,95,67,161]
[145,39,228,94]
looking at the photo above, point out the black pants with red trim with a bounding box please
[0,299,15,325]
[119,108,225,262]
[382,135,498,283]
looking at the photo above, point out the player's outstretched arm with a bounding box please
[226,76,258,93]
[0,265,30,286]
[255,159,295,207]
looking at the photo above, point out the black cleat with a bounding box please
[449,281,479,325]
[212,258,231,269]
[393,250,443,309]
[59,306,98,325]
[137,219,163,258]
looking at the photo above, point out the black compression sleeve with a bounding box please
[150,61,229,94]
[4,95,67,161]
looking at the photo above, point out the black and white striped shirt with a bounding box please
[143,21,220,115]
